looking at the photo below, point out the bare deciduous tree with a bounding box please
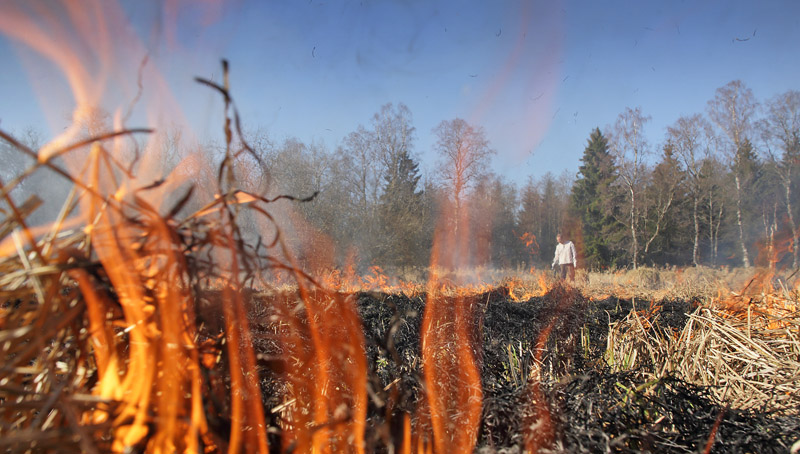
[667,114,713,266]
[707,80,759,268]
[338,126,383,218]
[433,118,495,235]
[336,103,420,267]
[373,103,416,182]
[608,107,650,269]
[701,153,729,265]
[641,143,682,260]
[760,90,800,268]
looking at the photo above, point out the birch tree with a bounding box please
[667,114,713,266]
[707,80,759,268]
[700,153,729,265]
[433,118,494,235]
[338,125,383,219]
[373,103,416,186]
[641,143,682,260]
[608,107,650,269]
[760,90,800,268]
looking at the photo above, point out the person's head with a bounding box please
[556,233,563,244]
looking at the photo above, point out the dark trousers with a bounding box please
[559,264,575,281]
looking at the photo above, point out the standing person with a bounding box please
[551,233,577,281]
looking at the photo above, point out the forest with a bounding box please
[3,80,799,274]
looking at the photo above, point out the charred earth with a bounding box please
[194,284,800,453]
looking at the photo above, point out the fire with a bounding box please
[0,3,271,452]
[1,2,567,453]
[270,285,368,453]
[315,266,428,296]
[506,272,551,301]
[420,279,483,454]
[713,270,799,331]
[3,2,798,453]
[518,231,540,257]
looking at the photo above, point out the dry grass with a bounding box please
[606,287,800,415]
[0,228,112,453]
[0,66,303,453]
[493,266,800,416]
[575,266,770,301]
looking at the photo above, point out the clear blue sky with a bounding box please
[1,0,799,184]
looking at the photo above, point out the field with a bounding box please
[2,226,799,454]
[236,268,800,453]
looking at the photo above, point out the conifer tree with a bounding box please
[377,149,426,270]
[570,128,618,269]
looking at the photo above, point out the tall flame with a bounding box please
[0,1,271,452]
[0,2,576,453]
[417,189,486,452]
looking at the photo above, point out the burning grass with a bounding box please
[2,220,800,453]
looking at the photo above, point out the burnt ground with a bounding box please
[199,284,799,453]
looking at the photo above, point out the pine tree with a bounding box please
[570,128,618,269]
[377,150,426,270]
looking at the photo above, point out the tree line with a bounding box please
[211,102,573,274]
[2,80,798,273]
[252,80,798,273]
[574,81,799,271]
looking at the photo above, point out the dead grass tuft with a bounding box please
[606,291,800,415]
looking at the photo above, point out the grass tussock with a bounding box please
[606,287,800,415]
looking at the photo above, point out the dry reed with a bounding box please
[606,290,800,415]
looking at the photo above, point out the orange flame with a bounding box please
[0,2,271,452]
[713,269,799,331]
[417,189,486,453]
[518,231,540,256]
[70,148,219,452]
[0,2,580,452]
[270,286,368,453]
[420,283,483,454]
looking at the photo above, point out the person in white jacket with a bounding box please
[551,233,577,281]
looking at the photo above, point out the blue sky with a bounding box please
[2,0,799,184]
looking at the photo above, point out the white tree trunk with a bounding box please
[692,197,700,266]
[784,175,799,269]
[734,174,751,268]
[629,186,638,269]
